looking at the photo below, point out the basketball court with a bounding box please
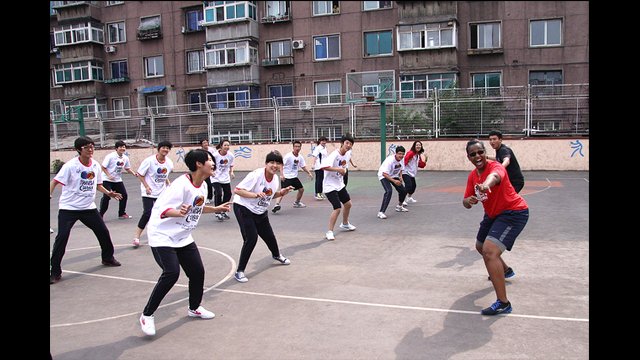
[50,170,588,359]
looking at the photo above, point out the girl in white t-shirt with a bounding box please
[212,139,235,221]
[311,136,328,200]
[231,151,294,283]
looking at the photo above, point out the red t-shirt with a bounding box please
[464,160,528,218]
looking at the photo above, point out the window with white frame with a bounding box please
[470,22,500,49]
[185,8,204,32]
[364,30,392,57]
[187,50,205,73]
[313,1,339,15]
[265,1,289,17]
[472,72,501,96]
[267,40,291,60]
[54,61,104,85]
[144,56,164,77]
[203,1,257,24]
[268,84,293,106]
[530,19,561,47]
[315,80,341,104]
[110,60,128,79]
[54,23,104,46]
[207,90,250,109]
[397,22,456,51]
[316,126,342,140]
[146,95,166,115]
[314,35,340,61]
[400,73,456,99]
[205,41,258,68]
[107,22,126,44]
[112,97,130,118]
[363,1,391,11]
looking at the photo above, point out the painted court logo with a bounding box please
[81,171,95,180]
[234,146,252,159]
[193,195,205,206]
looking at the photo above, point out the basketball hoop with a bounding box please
[365,95,375,102]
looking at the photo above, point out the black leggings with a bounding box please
[204,177,213,200]
[50,209,115,276]
[233,204,281,272]
[314,169,324,194]
[212,182,232,206]
[143,242,205,315]
[379,178,407,213]
[137,197,157,230]
[99,181,128,217]
[402,174,417,195]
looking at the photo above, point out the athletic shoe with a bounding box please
[407,197,417,203]
[314,194,323,200]
[339,222,356,231]
[50,274,61,284]
[119,214,133,219]
[188,306,215,319]
[273,254,291,265]
[234,271,248,283]
[272,204,282,213]
[140,314,156,336]
[222,213,230,220]
[481,299,512,316]
[205,199,212,204]
[488,267,515,281]
[293,201,306,208]
[377,212,387,219]
[325,230,335,240]
[101,258,122,267]
[50,227,54,234]
[395,205,409,212]
[133,238,140,248]
[402,201,408,207]
[216,213,224,221]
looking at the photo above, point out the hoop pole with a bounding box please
[380,102,386,164]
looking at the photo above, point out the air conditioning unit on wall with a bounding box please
[105,45,116,53]
[299,100,311,111]
[292,40,304,50]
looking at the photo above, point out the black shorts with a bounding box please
[281,177,304,190]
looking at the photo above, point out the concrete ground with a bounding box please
[50,170,588,359]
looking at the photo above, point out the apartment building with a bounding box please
[50,1,588,121]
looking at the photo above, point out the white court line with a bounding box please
[51,247,587,327]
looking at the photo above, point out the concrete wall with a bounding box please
[50,138,588,173]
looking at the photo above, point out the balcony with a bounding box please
[260,14,290,24]
[104,77,130,84]
[137,28,162,40]
[467,48,504,56]
[261,56,293,67]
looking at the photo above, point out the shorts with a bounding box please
[281,177,304,191]
[476,209,529,252]
[325,187,351,210]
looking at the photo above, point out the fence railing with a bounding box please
[50,84,588,150]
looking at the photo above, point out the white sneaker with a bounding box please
[293,201,306,208]
[133,238,140,248]
[234,271,248,283]
[407,197,417,203]
[339,223,356,231]
[314,194,323,200]
[50,227,54,234]
[140,314,156,336]
[395,205,409,212]
[402,201,408,207]
[325,230,335,240]
[377,212,387,219]
[273,254,291,265]
[188,306,215,319]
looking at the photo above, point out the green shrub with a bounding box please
[51,159,65,174]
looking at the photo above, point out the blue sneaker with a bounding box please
[481,299,512,315]
[488,267,515,281]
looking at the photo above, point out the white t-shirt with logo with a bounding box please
[137,154,174,198]
[233,168,280,215]
[377,154,405,180]
[282,151,306,179]
[147,174,206,248]
[321,150,349,193]
[54,157,103,210]
[312,144,328,171]
[101,151,131,183]
[212,151,235,183]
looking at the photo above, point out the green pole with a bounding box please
[380,102,386,164]
[76,107,86,137]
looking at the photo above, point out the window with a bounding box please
[187,50,205,73]
[207,90,250,109]
[315,80,341,104]
[265,1,289,17]
[314,35,340,61]
[397,22,456,51]
[107,22,126,44]
[270,127,293,141]
[363,1,391,10]
[529,70,563,95]
[110,60,128,79]
[268,84,293,106]
[53,61,104,85]
[203,1,257,24]
[472,72,501,96]
[144,56,164,78]
[54,23,104,46]
[185,8,204,32]
[470,22,500,49]
[400,73,456,99]
[530,19,561,47]
[138,15,161,39]
[205,41,258,68]
[112,97,130,118]
[189,92,205,112]
[267,40,292,59]
[313,1,339,15]
[146,95,166,115]
[316,126,342,140]
[65,99,107,119]
[364,31,392,57]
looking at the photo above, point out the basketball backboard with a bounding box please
[346,70,396,103]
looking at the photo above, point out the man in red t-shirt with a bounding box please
[462,139,529,316]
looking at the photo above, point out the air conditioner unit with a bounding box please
[105,45,116,53]
[299,100,311,111]
[292,40,304,50]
